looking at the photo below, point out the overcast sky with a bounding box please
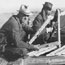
[0,0,65,13]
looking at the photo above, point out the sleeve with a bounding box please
[22,20,41,34]
[11,18,34,49]
[42,10,47,21]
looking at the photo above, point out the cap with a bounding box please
[18,5,32,16]
[44,2,53,10]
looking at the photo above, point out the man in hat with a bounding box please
[0,5,38,61]
[30,2,53,44]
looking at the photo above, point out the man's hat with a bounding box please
[18,5,32,16]
[44,2,53,10]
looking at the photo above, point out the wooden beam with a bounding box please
[35,46,57,56]
[27,46,57,56]
[57,9,61,47]
[55,48,65,55]
[46,45,65,56]
[27,47,50,56]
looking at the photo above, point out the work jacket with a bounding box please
[1,15,34,50]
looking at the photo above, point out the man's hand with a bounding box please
[34,44,40,49]
[27,42,39,51]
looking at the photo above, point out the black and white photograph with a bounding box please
[0,0,65,65]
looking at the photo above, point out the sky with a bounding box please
[0,0,65,13]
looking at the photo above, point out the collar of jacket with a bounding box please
[13,15,22,24]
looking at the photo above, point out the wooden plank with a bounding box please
[27,46,57,56]
[46,45,65,56]
[35,46,57,56]
[56,49,65,55]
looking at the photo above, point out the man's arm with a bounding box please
[32,14,44,34]
[42,10,47,21]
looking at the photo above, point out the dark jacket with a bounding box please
[1,15,34,49]
[32,10,47,33]
[31,10,49,44]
